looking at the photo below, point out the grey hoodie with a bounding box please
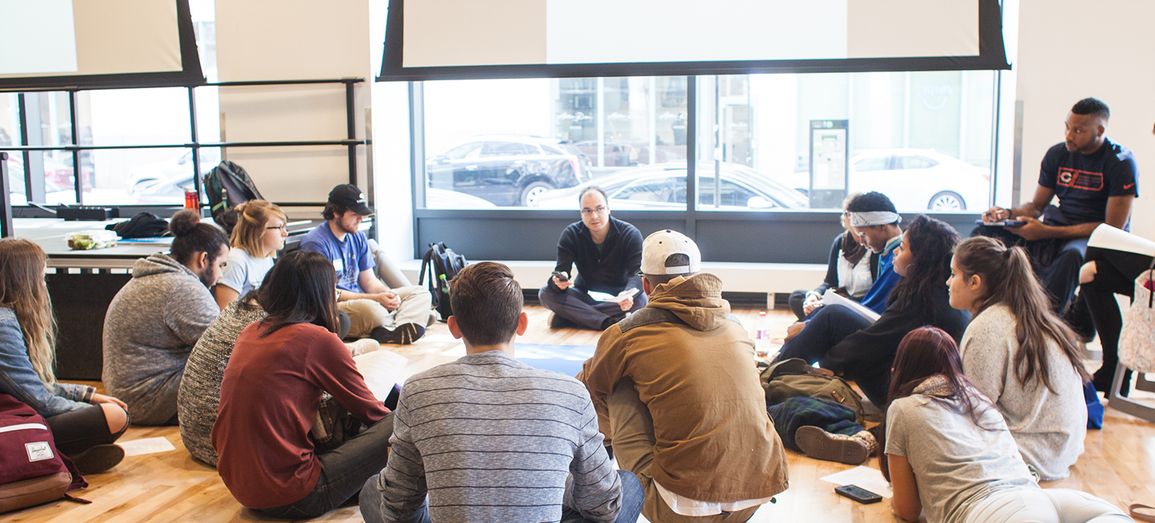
[103,253,219,425]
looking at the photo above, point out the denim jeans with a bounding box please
[258,414,394,519]
[359,469,644,523]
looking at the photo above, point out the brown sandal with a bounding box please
[1131,504,1155,523]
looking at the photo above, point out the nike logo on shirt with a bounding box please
[1124,183,1135,190]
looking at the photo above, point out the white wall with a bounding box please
[1014,0,1155,240]
[213,0,372,205]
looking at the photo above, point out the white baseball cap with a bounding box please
[641,229,701,275]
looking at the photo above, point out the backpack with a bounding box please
[418,242,467,320]
[202,161,264,235]
[0,394,87,513]
[759,358,866,426]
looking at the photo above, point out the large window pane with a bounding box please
[696,71,995,212]
[421,77,687,210]
[6,151,79,206]
[84,147,220,206]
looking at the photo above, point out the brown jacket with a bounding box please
[580,273,789,503]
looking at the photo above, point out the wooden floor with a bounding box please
[10,306,1155,523]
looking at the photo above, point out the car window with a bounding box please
[613,176,684,204]
[852,157,889,171]
[698,177,776,208]
[541,144,564,155]
[895,155,939,169]
[557,143,585,156]
[483,141,535,156]
[444,142,483,160]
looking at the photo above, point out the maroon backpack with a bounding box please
[0,394,87,513]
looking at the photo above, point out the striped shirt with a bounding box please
[367,350,621,523]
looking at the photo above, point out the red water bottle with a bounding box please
[184,189,199,209]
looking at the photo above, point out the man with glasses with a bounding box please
[539,187,645,330]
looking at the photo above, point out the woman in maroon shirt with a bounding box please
[212,250,393,519]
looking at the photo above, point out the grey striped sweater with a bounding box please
[366,350,621,523]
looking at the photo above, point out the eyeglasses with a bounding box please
[266,224,287,231]
[580,206,608,216]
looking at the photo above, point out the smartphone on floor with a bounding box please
[835,484,882,504]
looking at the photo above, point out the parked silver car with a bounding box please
[532,162,808,210]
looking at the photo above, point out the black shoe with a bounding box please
[1093,367,1131,397]
[548,313,579,330]
[370,323,426,345]
[600,314,627,331]
[1063,294,1096,343]
[71,444,125,475]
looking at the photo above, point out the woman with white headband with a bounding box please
[787,193,878,320]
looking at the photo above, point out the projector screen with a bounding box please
[0,0,203,90]
[379,0,1008,81]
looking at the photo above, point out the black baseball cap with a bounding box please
[328,184,374,216]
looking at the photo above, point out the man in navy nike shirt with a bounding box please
[975,97,1138,317]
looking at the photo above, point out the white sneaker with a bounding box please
[346,338,380,356]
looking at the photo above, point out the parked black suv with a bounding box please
[426,135,593,207]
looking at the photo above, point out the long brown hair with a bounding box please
[887,326,990,426]
[952,236,1090,390]
[0,239,58,385]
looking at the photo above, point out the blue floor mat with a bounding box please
[514,344,595,377]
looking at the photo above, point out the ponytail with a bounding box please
[953,237,1090,391]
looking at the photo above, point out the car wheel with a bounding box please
[928,191,965,211]
[521,181,554,207]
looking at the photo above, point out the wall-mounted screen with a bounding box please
[379,0,1009,81]
[0,0,203,90]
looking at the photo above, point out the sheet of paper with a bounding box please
[1088,224,1155,256]
[822,289,880,323]
[819,465,893,498]
[587,287,639,303]
[119,436,176,457]
[354,349,410,401]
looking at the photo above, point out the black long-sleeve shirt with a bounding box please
[550,217,643,294]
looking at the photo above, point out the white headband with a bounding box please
[848,211,901,227]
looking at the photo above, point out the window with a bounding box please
[697,71,996,213]
[420,77,688,209]
[1,0,220,209]
[896,155,939,170]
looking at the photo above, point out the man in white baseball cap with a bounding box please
[579,229,788,523]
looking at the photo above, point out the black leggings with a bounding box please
[1082,246,1152,386]
[45,405,128,457]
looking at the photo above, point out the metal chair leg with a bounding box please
[1107,363,1155,423]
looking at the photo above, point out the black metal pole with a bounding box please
[0,152,13,238]
[68,91,83,205]
[189,86,203,210]
[346,80,357,185]
[16,94,32,202]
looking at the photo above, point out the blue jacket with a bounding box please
[0,307,93,417]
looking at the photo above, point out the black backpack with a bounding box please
[418,242,467,320]
[203,161,264,234]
